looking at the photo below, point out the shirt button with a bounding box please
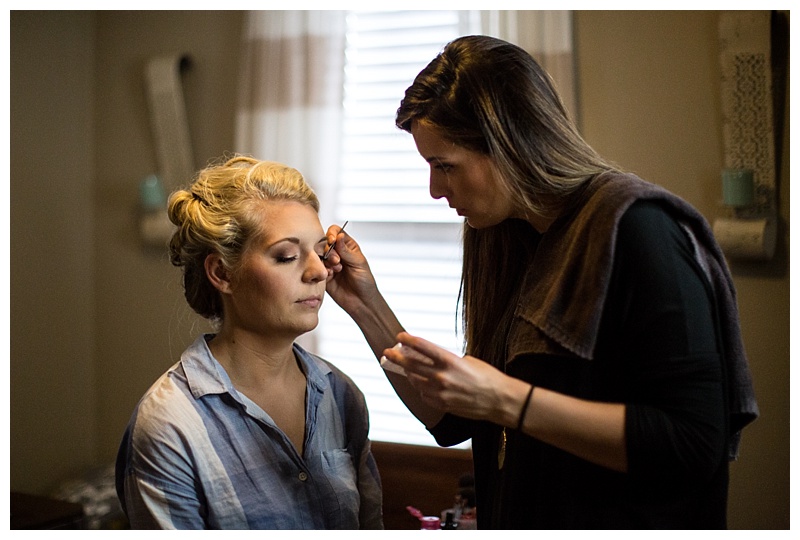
[298,471,308,482]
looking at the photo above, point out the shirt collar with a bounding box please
[181,334,332,401]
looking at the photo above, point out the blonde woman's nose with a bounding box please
[304,251,328,282]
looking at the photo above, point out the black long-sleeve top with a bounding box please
[431,200,729,529]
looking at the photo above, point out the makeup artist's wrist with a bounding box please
[497,376,535,430]
[347,284,387,320]
[350,291,404,353]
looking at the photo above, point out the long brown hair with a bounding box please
[396,35,618,365]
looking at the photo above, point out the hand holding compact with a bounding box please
[382,332,515,423]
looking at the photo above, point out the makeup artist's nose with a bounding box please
[304,251,328,283]
[429,174,449,200]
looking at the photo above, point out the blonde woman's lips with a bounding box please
[297,296,322,308]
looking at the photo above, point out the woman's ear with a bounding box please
[205,253,232,294]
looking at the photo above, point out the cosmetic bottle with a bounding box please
[442,512,458,530]
[419,516,441,530]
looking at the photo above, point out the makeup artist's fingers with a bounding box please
[381,342,453,386]
[322,246,342,267]
[395,332,459,368]
[324,225,361,265]
[325,229,336,249]
[325,224,347,250]
[324,264,341,283]
[382,342,436,374]
[383,336,513,421]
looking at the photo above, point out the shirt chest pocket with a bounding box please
[318,448,360,526]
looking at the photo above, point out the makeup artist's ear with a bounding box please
[205,253,232,294]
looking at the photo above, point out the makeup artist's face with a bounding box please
[411,121,516,229]
[225,200,329,340]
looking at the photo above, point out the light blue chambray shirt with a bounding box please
[115,334,383,529]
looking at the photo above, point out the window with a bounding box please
[309,11,478,447]
[237,8,574,449]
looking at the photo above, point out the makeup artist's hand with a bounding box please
[383,332,526,425]
[323,224,382,315]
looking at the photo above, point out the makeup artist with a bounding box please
[116,156,382,529]
[323,35,758,529]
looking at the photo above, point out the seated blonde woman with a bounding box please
[115,155,382,529]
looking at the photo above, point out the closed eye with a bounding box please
[316,238,329,261]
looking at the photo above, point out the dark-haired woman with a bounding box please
[323,35,757,529]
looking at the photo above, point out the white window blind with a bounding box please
[311,10,477,447]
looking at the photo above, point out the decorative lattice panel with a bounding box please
[718,11,776,218]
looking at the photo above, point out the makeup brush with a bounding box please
[323,220,348,260]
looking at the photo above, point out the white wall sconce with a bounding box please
[138,174,174,248]
[138,53,193,251]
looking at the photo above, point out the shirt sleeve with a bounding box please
[350,394,384,530]
[116,402,207,529]
[356,439,384,529]
[612,201,727,485]
[428,413,478,447]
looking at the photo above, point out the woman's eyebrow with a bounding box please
[267,236,329,249]
[266,237,300,249]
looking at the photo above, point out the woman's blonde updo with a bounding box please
[167,155,319,321]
